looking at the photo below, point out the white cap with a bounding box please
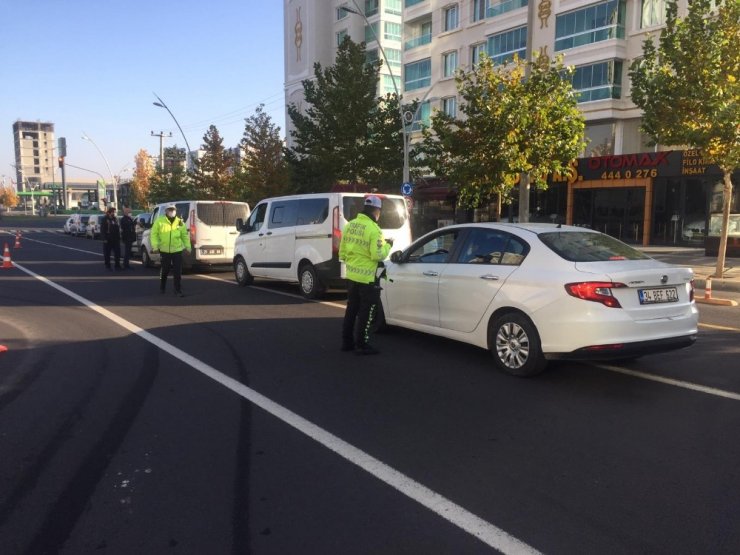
[165,204,176,211]
[364,195,382,209]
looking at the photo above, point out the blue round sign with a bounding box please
[401,182,414,196]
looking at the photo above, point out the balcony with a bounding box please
[404,33,432,50]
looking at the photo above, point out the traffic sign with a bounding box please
[401,182,414,196]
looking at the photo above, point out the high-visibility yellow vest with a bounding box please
[150,215,191,253]
[339,213,391,284]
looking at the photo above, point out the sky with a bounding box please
[0,0,286,186]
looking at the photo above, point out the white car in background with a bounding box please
[378,223,698,377]
[63,216,75,234]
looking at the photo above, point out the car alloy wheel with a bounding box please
[489,312,546,377]
[234,257,253,286]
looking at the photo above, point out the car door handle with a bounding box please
[422,271,439,277]
[479,274,499,281]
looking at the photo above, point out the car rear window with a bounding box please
[539,231,650,262]
[197,203,250,226]
[342,197,407,229]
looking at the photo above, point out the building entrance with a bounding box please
[572,187,646,244]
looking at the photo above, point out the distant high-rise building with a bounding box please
[13,120,56,191]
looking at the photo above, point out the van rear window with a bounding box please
[342,197,407,229]
[197,203,250,226]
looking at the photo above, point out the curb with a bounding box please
[693,277,740,294]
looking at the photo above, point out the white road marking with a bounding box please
[10,261,540,555]
[699,322,740,333]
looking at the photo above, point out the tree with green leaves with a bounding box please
[147,165,193,205]
[233,104,290,204]
[629,0,739,278]
[287,37,412,192]
[190,125,235,200]
[420,54,586,219]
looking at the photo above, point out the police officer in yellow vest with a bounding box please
[339,195,393,355]
[150,204,191,297]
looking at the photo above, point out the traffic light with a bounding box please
[58,156,64,168]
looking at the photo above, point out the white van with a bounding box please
[141,200,251,269]
[233,192,412,298]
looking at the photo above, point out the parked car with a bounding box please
[141,200,250,269]
[376,223,698,377]
[86,214,104,239]
[63,216,75,234]
[133,212,153,255]
[69,214,90,236]
[233,192,412,298]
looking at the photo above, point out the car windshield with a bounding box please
[539,231,650,262]
[81,216,90,223]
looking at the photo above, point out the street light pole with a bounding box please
[81,132,118,208]
[341,2,410,186]
[152,93,193,171]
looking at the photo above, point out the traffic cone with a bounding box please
[13,231,21,249]
[1,243,13,269]
[704,277,712,300]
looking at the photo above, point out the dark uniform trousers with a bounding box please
[342,280,380,349]
[160,251,184,293]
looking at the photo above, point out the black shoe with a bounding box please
[355,345,380,356]
[341,343,355,352]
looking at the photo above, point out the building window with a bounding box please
[487,26,527,65]
[443,50,458,77]
[404,58,432,91]
[386,0,403,15]
[571,60,623,103]
[405,0,426,6]
[337,29,348,47]
[337,5,348,19]
[555,0,626,52]
[444,4,459,31]
[405,21,432,50]
[641,0,665,27]
[471,42,487,65]
[385,21,402,41]
[382,74,399,95]
[366,48,380,65]
[472,0,486,21]
[365,0,379,16]
[365,22,379,43]
[411,100,432,131]
[442,96,457,117]
[487,0,528,18]
[386,47,402,68]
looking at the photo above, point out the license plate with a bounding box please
[200,248,223,255]
[638,287,678,304]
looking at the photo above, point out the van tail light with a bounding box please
[332,206,341,254]
[689,279,695,302]
[565,281,626,308]
[189,209,197,246]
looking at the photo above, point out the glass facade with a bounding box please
[405,0,425,6]
[386,0,402,15]
[404,58,432,91]
[365,0,379,16]
[555,0,625,52]
[385,21,402,41]
[487,26,527,65]
[571,60,623,102]
[487,0,528,18]
[365,22,379,43]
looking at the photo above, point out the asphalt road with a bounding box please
[1,217,739,555]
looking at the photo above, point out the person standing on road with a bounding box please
[338,195,393,355]
[100,206,122,271]
[150,204,191,297]
[119,206,136,270]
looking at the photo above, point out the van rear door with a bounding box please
[194,202,250,264]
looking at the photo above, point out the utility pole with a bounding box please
[151,131,172,170]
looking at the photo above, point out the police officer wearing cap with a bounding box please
[338,195,393,355]
[150,204,191,297]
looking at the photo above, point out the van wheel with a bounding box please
[299,263,324,299]
[142,247,153,268]
[488,312,546,377]
[234,257,253,286]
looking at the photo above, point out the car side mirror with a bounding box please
[236,218,244,231]
[390,250,404,264]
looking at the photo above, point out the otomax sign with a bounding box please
[556,150,722,183]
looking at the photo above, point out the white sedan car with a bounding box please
[63,216,75,234]
[378,223,698,377]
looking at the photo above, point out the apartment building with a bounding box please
[12,120,56,191]
[285,1,738,248]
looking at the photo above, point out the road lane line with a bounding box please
[11,261,540,555]
[699,323,740,333]
[593,363,740,401]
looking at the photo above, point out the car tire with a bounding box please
[298,263,324,299]
[234,257,254,286]
[489,312,546,377]
[141,247,153,268]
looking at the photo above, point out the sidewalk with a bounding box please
[639,246,740,294]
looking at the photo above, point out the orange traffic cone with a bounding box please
[13,231,21,249]
[1,243,13,269]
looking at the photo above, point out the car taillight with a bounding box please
[565,281,626,308]
[189,209,196,246]
[689,279,695,302]
[332,206,341,254]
